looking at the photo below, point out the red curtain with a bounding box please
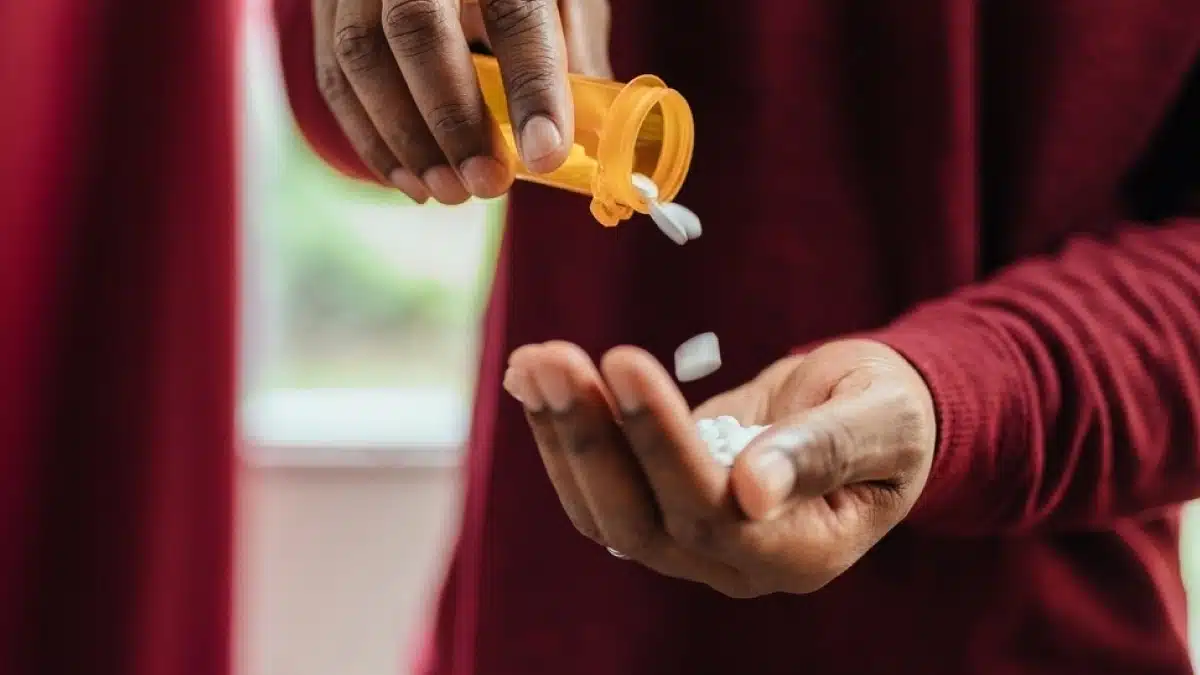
[0,0,237,673]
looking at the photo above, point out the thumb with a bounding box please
[730,390,900,520]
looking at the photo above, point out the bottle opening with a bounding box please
[590,77,694,226]
[631,93,693,208]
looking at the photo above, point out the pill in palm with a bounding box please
[695,416,770,467]
[674,331,722,382]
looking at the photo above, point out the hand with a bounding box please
[313,0,611,204]
[503,339,937,597]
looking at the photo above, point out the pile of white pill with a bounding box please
[631,173,702,245]
[696,416,770,467]
[672,330,772,467]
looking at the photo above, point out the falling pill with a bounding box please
[659,202,702,240]
[674,331,722,382]
[632,172,702,245]
[649,201,690,245]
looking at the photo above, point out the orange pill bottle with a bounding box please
[473,55,695,227]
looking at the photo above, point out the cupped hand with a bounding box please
[503,339,937,597]
[313,0,611,204]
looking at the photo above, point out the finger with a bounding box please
[315,0,412,194]
[514,342,672,556]
[332,0,450,202]
[600,347,734,555]
[479,0,573,172]
[559,0,612,78]
[503,348,602,543]
[522,345,748,589]
[731,386,923,520]
[382,0,509,198]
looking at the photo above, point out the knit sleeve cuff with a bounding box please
[867,309,1012,530]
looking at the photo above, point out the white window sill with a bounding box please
[241,442,462,469]
[240,387,468,469]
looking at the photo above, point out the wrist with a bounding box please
[868,311,1002,529]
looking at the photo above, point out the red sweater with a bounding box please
[277,1,1200,673]
[0,0,236,674]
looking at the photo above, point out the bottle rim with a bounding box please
[590,76,695,227]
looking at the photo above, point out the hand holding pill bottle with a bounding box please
[313,0,696,231]
[472,54,696,227]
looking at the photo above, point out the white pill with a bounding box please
[693,417,773,467]
[649,200,689,245]
[674,332,722,382]
[630,172,660,201]
[659,202,703,240]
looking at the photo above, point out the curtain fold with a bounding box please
[0,1,238,673]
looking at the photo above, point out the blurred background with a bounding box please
[235,12,495,675]
[234,10,1200,675]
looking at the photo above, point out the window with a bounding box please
[239,14,501,466]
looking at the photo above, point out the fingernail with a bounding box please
[388,168,429,203]
[531,367,572,412]
[750,450,797,514]
[503,367,544,411]
[605,370,641,413]
[422,166,471,205]
[518,115,563,170]
[459,156,511,198]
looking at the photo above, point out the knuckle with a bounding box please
[803,423,852,489]
[606,522,657,559]
[559,420,614,456]
[333,22,387,72]
[383,0,450,58]
[427,101,485,138]
[878,387,930,467]
[504,56,559,105]
[483,0,549,38]
[316,63,352,105]
[893,396,924,436]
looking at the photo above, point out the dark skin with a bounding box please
[312,0,611,204]
[503,339,938,597]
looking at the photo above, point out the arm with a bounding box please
[874,219,1200,535]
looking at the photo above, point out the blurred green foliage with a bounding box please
[269,127,502,340]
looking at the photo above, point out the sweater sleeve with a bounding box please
[272,0,378,184]
[872,219,1200,535]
